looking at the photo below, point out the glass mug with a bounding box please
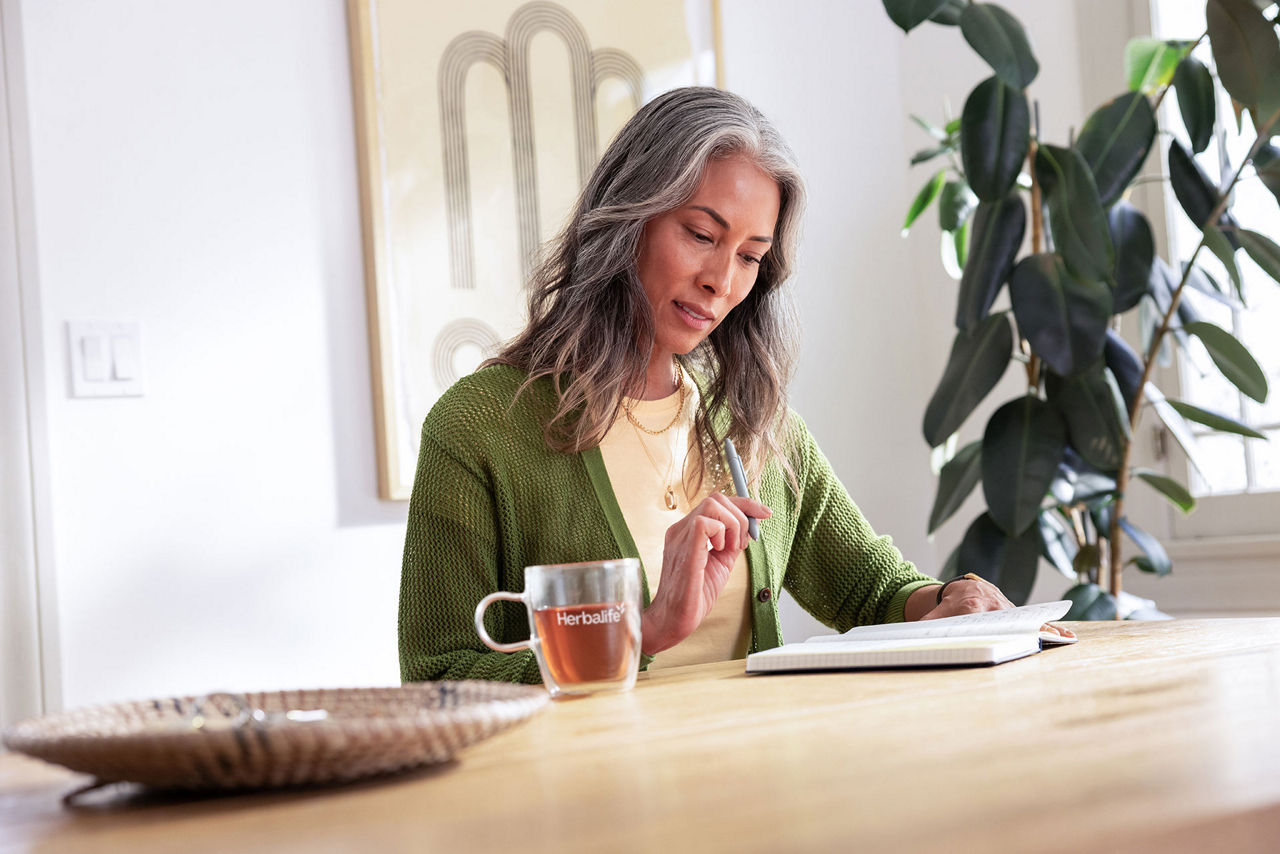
[474,559,642,697]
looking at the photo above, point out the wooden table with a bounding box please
[4,620,1280,853]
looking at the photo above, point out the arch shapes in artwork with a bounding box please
[439,31,509,293]
[431,317,503,391]
[438,1,643,292]
[590,47,644,115]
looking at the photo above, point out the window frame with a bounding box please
[1144,0,1280,541]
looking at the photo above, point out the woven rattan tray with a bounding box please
[2,682,549,790]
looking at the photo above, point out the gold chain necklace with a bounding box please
[623,360,688,511]
[622,358,686,435]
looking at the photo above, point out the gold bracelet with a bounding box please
[936,572,984,606]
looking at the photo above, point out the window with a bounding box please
[1150,1,1280,538]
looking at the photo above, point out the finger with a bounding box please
[698,493,752,554]
[706,493,750,549]
[724,495,773,520]
[1042,622,1076,639]
[696,516,727,554]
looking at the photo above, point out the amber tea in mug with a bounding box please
[474,559,642,697]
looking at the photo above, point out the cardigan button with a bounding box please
[757,588,772,603]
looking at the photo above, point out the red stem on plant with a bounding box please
[1027,138,1044,392]
[1105,105,1280,606]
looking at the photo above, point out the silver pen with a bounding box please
[723,437,760,541]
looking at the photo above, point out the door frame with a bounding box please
[1,0,61,725]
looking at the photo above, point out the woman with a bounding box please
[399,87,1067,684]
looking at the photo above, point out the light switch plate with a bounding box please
[68,320,144,398]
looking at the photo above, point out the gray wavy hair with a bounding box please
[491,86,807,490]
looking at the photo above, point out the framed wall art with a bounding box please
[348,0,722,499]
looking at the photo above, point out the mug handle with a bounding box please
[474,591,535,653]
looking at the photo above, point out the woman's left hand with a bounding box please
[905,575,1076,640]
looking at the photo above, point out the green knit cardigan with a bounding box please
[399,365,938,684]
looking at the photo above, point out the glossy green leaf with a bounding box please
[1168,138,1221,230]
[1051,449,1118,507]
[1230,95,1247,133]
[1124,38,1190,93]
[1105,369,1133,440]
[884,0,953,33]
[939,180,979,231]
[956,192,1026,329]
[1133,468,1196,513]
[1138,293,1170,368]
[960,76,1031,200]
[1008,253,1113,377]
[1076,92,1157,208]
[1039,510,1078,580]
[1146,383,1213,485]
[941,228,964,279]
[1108,202,1154,313]
[959,3,1039,89]
[1035,145,1114,281]
[1047,364,1128,472]
[1103,330,1142,414]
[1119,516,1171,576]
[958,512,1042,605]
[1062,583,1119,620]
[1207,0,1280,131]
[1048,468,1075,506]
[1167,398,1268,439]
[1185,320,1269,402]
[1238,228,1280,285]
[1073,543,1101,579]
[954,216,972,270]
[1169,139,1244,249]
[1186,264,1224,299]
[924,313,1014,446]
[1173,57,1217,154]
[911,113,949,141]
[902,170,947,235]
[929,440,983,534]
[1254,144,1280,208]
[1187,266,1245,312]
[1202,225,1244,299]
[1146,257,1207,337]
[911,144,952,165]
[929,0,968,26]
[982,395,1068,536]
[1089,500,1115,544]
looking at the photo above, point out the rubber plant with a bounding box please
[887,0,1280,618]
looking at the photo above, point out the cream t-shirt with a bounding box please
[598,373,752,670]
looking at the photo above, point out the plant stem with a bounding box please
[1104,116,1276,603]
[1026,137,1044,390]
[1098,535,1110,592]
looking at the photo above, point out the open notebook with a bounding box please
[745,600,1075,673]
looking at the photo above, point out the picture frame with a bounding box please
[347,0,722,499]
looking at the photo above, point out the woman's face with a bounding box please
[635,155,781,360]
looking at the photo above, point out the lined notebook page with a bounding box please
[805,600,1073,644]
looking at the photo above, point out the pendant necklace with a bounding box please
[623,358,688,511]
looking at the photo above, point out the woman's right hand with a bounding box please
[641,493,772,656]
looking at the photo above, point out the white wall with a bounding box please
[8,1,1187,711]
[20,0,406,709]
